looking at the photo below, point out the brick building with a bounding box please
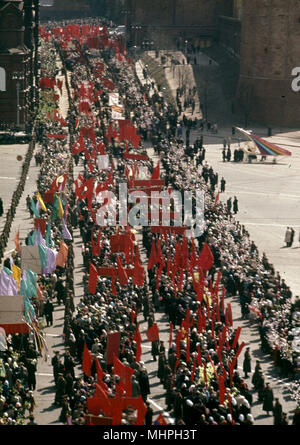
[237,0,300,127]
[0,0,39,130]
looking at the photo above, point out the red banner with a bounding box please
[106,332,121,365]
[146,323,159,342]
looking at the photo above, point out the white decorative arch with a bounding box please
[0,67,5,92]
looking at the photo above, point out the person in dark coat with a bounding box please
[220,177,226,193]
[145,402,153,425]
[64,350,75,379]
[257,372,265,402]
[55,373,66,406]
[226,147,231,162]
[243,347,251,378]
[138,369,150,402]
[44,298,54,326]
[273,398,283,425]
[173,390,183,421]
[233,196,239,214]
[262,383,274,415]
[226,198,232,213]
[55,278,66,305]
[59,395,70,423]
[51,351,60,385]
[65,372,74,399]
[222,148,226,162]
[142,296,150,321]
[26,358,37,391]
[157,351,166,383]
[131,374,141,398]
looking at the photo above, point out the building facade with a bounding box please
[126,0,234,47]
[39,0,90,21]
[0,0,39,130]
[237,0,300,127]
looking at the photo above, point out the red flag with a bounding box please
[146,323,159,342]
[154,413,168,425]
[124,366,135,397]
[232,326,242,350]
[147,239,159,270]
[106,332,121,365]
[207,353,218,379]
[94,382,108,400]
[198,243,214,271]
[116,256,128,285]
[218,375,226,405]
[86,396,112,417]
[213,192,220,211]
[34,219,47,236]
[88,262,98,295]
[96,359,104,384]
[151,160,160,180]
[221,286,226,312]
[229,341,246,386]
[113,356,126,379]
[186,335,191,363]
[82,343,93,377]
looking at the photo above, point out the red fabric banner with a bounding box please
[151,160,160,180]
[151,226,187,235]
[88,262,98,295]
[0,323,30,334]
[232,326,242,350]
[34,218,47,236]
[106,332,121,365]
[82,343,93,377]
[198,243,214,271]
[146,323,159,342]
[123,153,148,161]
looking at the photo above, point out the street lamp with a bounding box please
[12,71,25,130]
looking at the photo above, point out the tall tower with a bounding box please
[237,0,300,127]
[0,0,31,129]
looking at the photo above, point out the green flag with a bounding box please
[30,199,40,218]
[51,195,59,221]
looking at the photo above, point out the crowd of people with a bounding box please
[0,16,300,426]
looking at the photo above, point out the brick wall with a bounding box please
[237,0,300,126]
